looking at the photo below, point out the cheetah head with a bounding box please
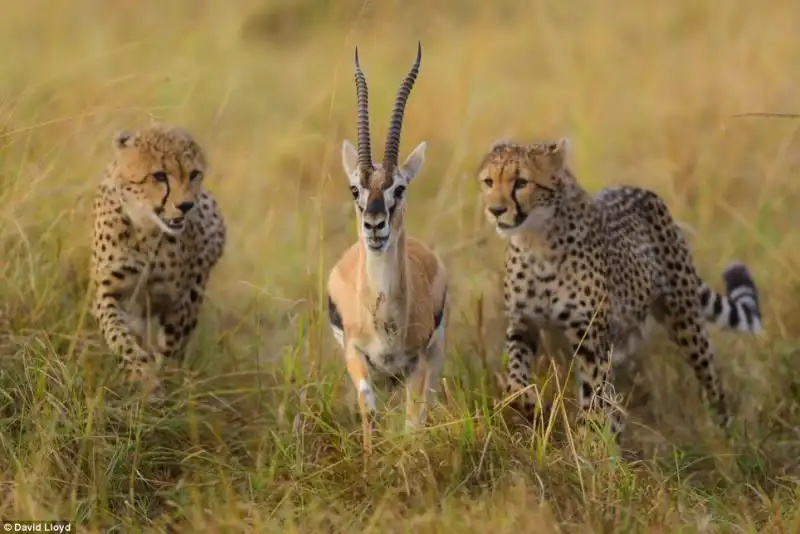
[110,126,206,235]
[341,43,425,254]
[477,138,569,238]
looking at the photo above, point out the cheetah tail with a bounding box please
[698,262,763,335]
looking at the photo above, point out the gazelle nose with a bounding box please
[363,220,386,231]
[488,206,507,217]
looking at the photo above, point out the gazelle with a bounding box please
[327,43,448,451]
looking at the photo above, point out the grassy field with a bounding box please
[2,0,800,531]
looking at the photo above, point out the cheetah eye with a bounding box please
[152,171,168,183]
[482,178,493,188]
[514,178,529,189]
[349,186,360,200]
[189,170,203,181]
[393,185,406,199]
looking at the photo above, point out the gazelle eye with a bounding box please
[393,185,406,199]
[350,186,359,199]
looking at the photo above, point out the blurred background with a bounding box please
[2,0,800,530]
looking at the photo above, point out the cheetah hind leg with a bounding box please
[658,294,732,430]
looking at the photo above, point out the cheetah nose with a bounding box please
[176,201,195,214]
[488,206,507,217]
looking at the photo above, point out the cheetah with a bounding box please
[89,125,226,391]
[327,43,448,451]
[476,138,762,437]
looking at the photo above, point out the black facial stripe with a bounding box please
[365,193,386,215]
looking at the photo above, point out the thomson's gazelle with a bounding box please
[327,43,448,451]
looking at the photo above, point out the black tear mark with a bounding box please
[510,184,526,223]
[159,176,171,210]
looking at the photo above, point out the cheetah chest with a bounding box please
[125,239,192,317]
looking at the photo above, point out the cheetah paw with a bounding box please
[125,353,166,403]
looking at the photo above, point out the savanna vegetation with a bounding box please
[1,0,800,531]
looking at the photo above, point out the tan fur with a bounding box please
[327,44,448,450]
[328,237,446,349]
[89,125,226,396]
[328,211,448,450]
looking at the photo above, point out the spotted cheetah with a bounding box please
[477,138,763,436]
[89,125,226,391]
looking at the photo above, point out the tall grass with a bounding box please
[1,0,800,531]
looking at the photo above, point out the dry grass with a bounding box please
[2,0,800,532]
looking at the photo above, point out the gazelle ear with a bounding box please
[341,139,360,186]
[400,141,426,184]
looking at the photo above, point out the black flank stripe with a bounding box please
[433,292,446,329]
[327,295,343,330]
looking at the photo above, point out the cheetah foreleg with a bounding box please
[157,285,205,360]
[502,315,545,420]
[565,321,624,439]
[93,285,163,391]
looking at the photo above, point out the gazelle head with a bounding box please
[341,43,427,254]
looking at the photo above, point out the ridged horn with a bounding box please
[353,47,373,173]
[383,42,422,172]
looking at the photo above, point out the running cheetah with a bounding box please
[477,138,762,436]
[89,125,226,391]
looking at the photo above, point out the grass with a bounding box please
[1,0,800,531]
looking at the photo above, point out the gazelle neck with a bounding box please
[362,230,407,300]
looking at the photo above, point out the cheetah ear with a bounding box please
[113,130,136,150]
[490,139,511,152]
[548,137,569,169]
